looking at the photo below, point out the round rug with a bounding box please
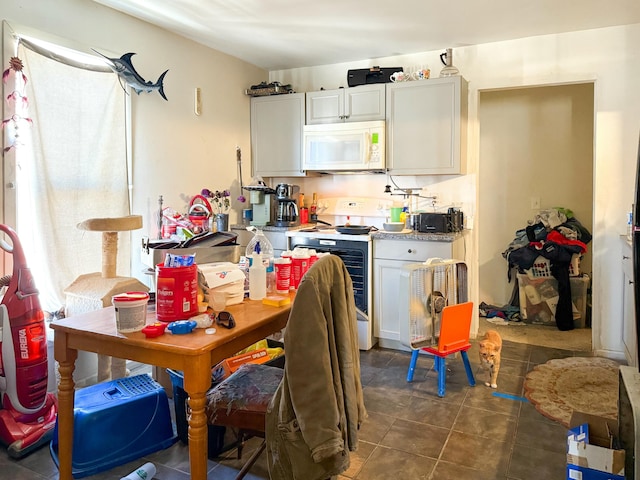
[523,356,619,427]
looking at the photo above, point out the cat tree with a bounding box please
[64,215,149,382]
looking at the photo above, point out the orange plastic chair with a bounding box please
[406,301,476,397]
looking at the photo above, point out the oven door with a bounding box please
[289,235,374,350]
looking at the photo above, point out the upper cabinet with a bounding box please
[386,76,468,175]
[251,93,305,177]
[306,84,385,124]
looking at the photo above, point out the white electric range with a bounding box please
[286,197,394,350]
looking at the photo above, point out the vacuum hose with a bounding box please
[0,275,11,288]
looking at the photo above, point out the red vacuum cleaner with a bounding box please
[0,224,57,458]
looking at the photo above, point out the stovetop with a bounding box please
[286,228,372,242]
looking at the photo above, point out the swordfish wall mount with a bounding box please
[93,50,168,101]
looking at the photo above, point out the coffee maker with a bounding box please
[274,183,300,227]
[246,185,276,226]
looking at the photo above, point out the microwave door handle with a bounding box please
[365,132,371,164]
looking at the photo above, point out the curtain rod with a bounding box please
[17,36,112,73]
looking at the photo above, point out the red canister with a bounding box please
[274,257,292,294]
[155,263,198,321]
[291,248,310,290]
[300,207,309,225]
[308,249,318,267]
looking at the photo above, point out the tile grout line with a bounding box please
[427,386,469,480]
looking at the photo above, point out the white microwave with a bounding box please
[303,120,385,172]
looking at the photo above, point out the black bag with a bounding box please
[347,66,403,87]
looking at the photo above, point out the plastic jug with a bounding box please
[245,226,274,263]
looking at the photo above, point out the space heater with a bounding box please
[398,258,468,350]
[0,224,57,457]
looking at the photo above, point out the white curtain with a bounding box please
[16,44,130,311]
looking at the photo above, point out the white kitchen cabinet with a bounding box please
[623,238,636,367]
[386,76,467,175]
[251,93,305,177]
[306,84,385,124]
[373,237,463,350]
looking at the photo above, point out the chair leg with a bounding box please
[436,356,446,397]
[460,350,476,387]
[234,439,266,480]
[407,349,420,382]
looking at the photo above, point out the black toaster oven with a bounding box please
[417,210,464,233]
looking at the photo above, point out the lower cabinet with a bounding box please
[373,237,463,350]
[623,239,636,367]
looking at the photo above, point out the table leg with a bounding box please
[183,356,213,480]
[54,333,77,480]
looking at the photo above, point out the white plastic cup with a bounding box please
[211,290,227,311]
[120,462,156,480]
[112,292,149,333]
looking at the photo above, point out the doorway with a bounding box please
[477,83,594,348]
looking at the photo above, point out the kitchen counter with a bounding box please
[230,223,310,233]
[371,230,463,242]
[231,223,463,242]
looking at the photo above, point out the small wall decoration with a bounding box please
[2,56,32,153]
[93,50,168,101]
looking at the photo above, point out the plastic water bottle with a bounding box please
[266,260,276,295]
[120,462,156,480]
[249,253,267,300]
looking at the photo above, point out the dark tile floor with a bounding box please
[0,339,593,479]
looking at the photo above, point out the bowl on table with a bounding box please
[383,222,405,232]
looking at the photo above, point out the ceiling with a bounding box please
[92,0,640,71]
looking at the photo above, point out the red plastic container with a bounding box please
[155,264,198,321]
[274,257,292,294]
[291,249,310,290]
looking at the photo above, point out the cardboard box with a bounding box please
[211,348,271,383]
[567,411,625,480]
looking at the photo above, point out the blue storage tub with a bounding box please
[50,374,176,478]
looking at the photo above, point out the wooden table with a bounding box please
[51,296,292,480]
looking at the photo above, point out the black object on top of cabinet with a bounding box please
[347,66,403,87]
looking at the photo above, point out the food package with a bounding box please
[198,262,246,305]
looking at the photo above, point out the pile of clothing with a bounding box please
[502,208,591,331]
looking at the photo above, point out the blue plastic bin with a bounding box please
[50,374,176,478]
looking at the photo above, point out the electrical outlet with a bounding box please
[531,196,540,210]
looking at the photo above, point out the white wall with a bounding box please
[270,24,640,359]
[2,0,267,292]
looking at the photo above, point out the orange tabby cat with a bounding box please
[478,330,502,389]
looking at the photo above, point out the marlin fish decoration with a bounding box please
[93,50,168,101]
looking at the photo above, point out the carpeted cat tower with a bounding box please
[64,215,149,382]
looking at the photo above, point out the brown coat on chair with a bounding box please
[266,255,367,480]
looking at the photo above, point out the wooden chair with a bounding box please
[406,301,476,397]
[205,362,284,479]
